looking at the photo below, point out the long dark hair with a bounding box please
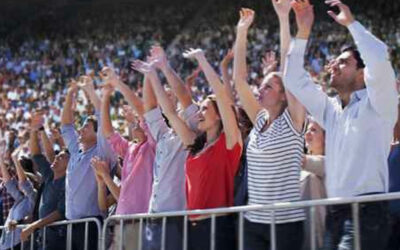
[188,95,238,156]
[188,96,222,156]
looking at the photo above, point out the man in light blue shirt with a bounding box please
[61,77,115,250]
[284,1,397,249]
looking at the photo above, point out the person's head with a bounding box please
[51,149,70,175]
[305,119,325,155]
[77,115,97,149]
[329,46,365,94]
[197,95,222,133]
[237,107,253,140]
[258,72,287,113]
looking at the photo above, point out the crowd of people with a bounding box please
[0,0,400,249]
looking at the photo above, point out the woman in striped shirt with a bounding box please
[233,4,307,250]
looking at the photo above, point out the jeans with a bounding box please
[244,219,304,250]
[143,217,183,250]
[188,215,236,250]
[323,201,390,250]
[385,213,400,250]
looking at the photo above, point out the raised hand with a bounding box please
[262,51,278,76]
[91,157,110,179]
[325,0,354,27]
[30,111,45,131]
[182,48,205,60]
[67,79,78,94]
[101,84,115,98]
[149,46,168,70]
[292,0,314,39]
[237,8,255,32]
[100,67,119,88]
[272,0,293,17]
[77,75,95,92]
[131,60,155,74]
[121,105,136,123]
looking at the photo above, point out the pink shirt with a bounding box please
[108,125,155,215]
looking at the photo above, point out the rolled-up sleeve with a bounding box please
[182,104,200,131]
[107,132,129,158]
[96,111,117,168]
[19,180,36,206]
[144,107,169,142]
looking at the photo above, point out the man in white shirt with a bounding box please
[284,0,398,249]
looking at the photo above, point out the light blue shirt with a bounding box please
[284,21,398,198]
[144,104,199,213]
[0,179,36,249]
[61,111,116,219]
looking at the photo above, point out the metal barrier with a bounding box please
[0,217,102,250]
[102,192,400,250]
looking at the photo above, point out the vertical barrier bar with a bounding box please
[183,215,188,250]
[84,222,89,250]
[138,218,143,250]
[30,232,34,250]
[67,223,72,250]
[161,217,167,250]
[210,214,216,250]
[270,209,276,250]
[43,226,47,250]
[310,206,316,250]
[20,237,24,250]
[352,203,361,250]
[119,220,124,250]
[238,212,244,250]
[11,229,14,250]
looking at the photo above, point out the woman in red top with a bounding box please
[182,48,242,250]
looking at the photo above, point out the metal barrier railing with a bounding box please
[0,217,102,250]
[102,192,400,250]
[2,192,400,250]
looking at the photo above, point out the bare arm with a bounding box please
[91,157,120,200]
[143,75,158,113]
[184,49,242,149]
[20,210,63,242]
[11,148,27,182]
[274,0,307,133]
[78,76,101,111]
[150,46,193,109]
[100,86,115,139]
[40,131,55,163]
[131,60,197,147]
[233,8,262,124]
[220,49,235,103]
[0,142,10,181]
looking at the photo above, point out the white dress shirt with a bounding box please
[284,21,398,198]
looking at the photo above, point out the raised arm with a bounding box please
[61,80,78,126]
[183,49,242,149]
[101,67,145,117]
[233,8,262,124]
[0,141,10,181]
[78,76,101,111]
[283,0,332,128]
[150,46,193,109]
[11,148,27,182]
[220,49,235,103]
[40,130,55,163]
[274,0,306,133]
[143,74,158,113]
[100,85,115,139]
[325,0,397,123]
[29,113,42,156]
[132,60,197,147]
